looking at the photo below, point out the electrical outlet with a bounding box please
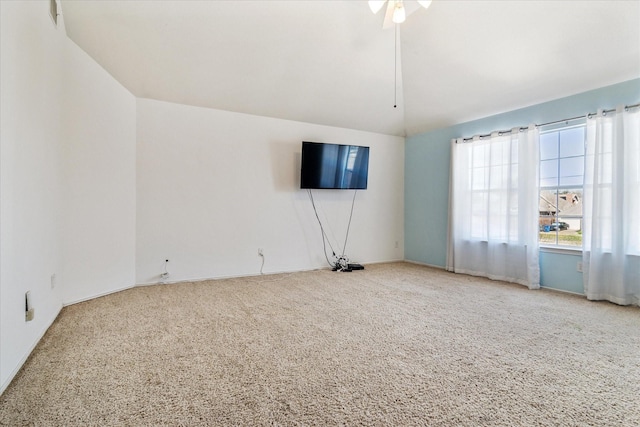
[51,274,56,289]
[25,291,34,322]
[395,241,399,249]
[577,261,583,272]
[160,260,170,282]
[258,248,264,256]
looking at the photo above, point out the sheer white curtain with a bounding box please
[447,126,540,289]
[583,106,640,306]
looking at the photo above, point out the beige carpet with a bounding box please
[1,262,638,426]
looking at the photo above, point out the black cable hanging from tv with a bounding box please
[307,189,338,268]
[307,189,360,272]
[341,190,358,261]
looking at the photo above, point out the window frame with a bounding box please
[538,121,586,251]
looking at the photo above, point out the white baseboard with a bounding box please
[540,285,585,297]
[403,259,447,270]
[63,283,135,307]
[135,259,412,287]
[0,302,63,396]
[135,266,330,287]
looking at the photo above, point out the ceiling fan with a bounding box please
[369,0,433,29]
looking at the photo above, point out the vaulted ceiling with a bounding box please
[61,0,640,137]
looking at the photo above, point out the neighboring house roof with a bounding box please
[539,191,582,216]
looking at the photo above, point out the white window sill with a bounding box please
[539,245,582,255]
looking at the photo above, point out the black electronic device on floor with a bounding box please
[332,261,364,272]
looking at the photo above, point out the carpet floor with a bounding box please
[1,262,638,426]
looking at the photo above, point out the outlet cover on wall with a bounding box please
[577,261,583,273]
[25,291,34,321]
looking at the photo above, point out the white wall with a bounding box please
[1,0,66,393]
[61,27,137,305]
[0,1,137,393]
[1,0,401,395]
[136,99,404,284]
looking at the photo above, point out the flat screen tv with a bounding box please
[300,141,369,190]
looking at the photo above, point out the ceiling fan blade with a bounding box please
[368,0,386,14]
[404,1,422,18]
[382,1,395,29]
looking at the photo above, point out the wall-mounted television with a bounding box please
[300,141,369,190]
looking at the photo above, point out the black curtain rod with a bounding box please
[459,102,640,143]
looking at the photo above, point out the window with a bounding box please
[449,128,540,288]
[469,135,519,242]
[539,123,585,247]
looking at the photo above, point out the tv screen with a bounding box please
[301,141,369,190]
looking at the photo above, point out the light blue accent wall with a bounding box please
[539,251,584,294]
[405,78,640,293]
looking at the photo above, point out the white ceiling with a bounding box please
[60,0,640,137]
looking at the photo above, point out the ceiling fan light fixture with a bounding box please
[370,0,431,28]
[368,0,386,14]
[392,2,406,24]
